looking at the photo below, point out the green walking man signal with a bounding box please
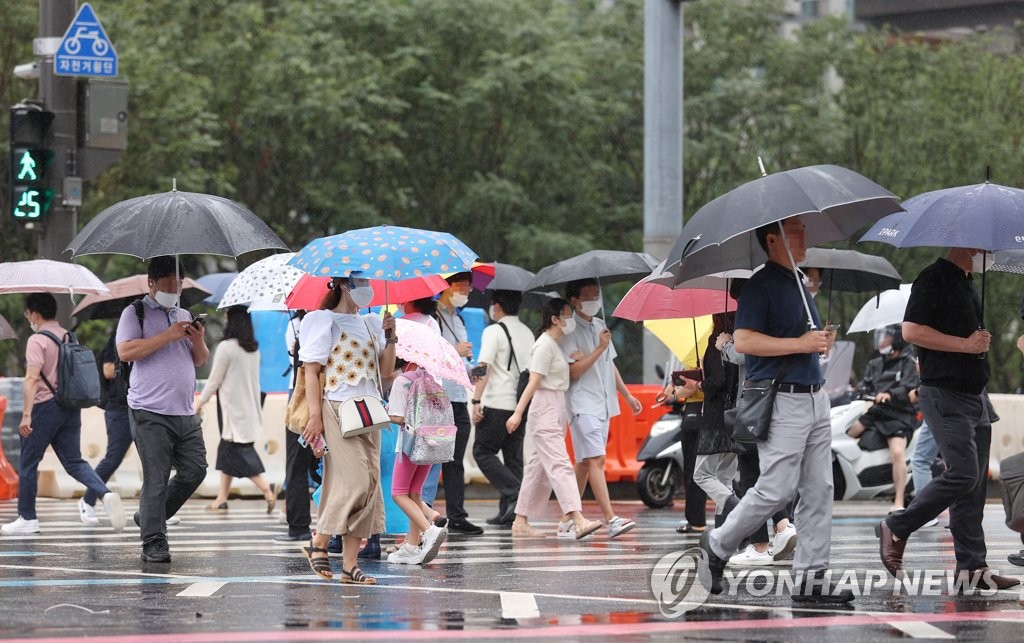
[9,105,56,222]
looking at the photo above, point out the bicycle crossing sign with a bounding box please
[54,3,118,78]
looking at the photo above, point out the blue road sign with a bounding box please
[54,3,118,78]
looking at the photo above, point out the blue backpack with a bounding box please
[38,330,102,409]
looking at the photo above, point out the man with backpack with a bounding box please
[116,257,209,562]
[471,290,534,527]
[2,293,126,535]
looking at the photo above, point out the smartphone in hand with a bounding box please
[671,369,703,386]
[470,364,488,379]
[192,314,208,328]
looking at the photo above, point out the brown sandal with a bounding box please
[340,565,376,585]
[302,542,333,580]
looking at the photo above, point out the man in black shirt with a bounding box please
[878,249,1020,591]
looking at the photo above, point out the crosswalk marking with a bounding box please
[176,581,227,597]
[887,620,955,639]
[499,591,540,619]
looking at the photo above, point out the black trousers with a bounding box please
[736,450,792,545]
[682,429,708,527]
[441,402,472,521]
[887,385,991,571]
[283,428,313,537]
[471,407,523,516]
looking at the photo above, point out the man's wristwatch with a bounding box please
[471,399,481,405]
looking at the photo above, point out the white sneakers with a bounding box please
[772,524,798,561]
[607,516,636,539]
[79,499,100,526]
[387,542,423,565]
[102,492,127,532]
[387,525,449,566]
[729,543,775,566]
[1,517,40,535]
[556,519,577,539]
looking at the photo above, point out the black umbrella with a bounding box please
[65,185,287,260]
[471,262,536,292]
[528,249,660,292]
[800,248,902,324]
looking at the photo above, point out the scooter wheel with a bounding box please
[637,463,677,508]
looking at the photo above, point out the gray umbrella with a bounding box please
[472,262,536,292]
[664,165,903,285]
[800,248,901,294]
[528,249,660,291]
[65,186,288,260]
[0,313,16,341]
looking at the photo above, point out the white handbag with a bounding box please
[336,316,390,438]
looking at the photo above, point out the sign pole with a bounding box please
[37,0,78,325]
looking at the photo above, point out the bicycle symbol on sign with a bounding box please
[64,25,109,56]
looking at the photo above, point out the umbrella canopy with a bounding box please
[800,248,901,293]
[471,261,535,292]
[219,253,305,310]
[65,188,288,260]
[195,272,237,305]
[72,275,211,322]
[0,259,109,296]
[664,165,903,285]
[859,182,1024,252]
[644,316,714,367]
[286,273,451,311]
[847,284,913,333]
[288,225,478,282]
[395,317,472,389]
[528,249,660,291]
[613,283,735,322]
[0,313,16,341]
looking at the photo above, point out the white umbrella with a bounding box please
[0,259,109,296]
[847,284,913,333]
[0,313,16,340]
[218,252,304,310]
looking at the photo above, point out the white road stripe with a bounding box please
[499,591,539,619]
[887,620,955,639]
[176,581,227,597]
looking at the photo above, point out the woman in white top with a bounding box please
[299,275,396,585]
[196,306,275,513]
[506,298,602,540]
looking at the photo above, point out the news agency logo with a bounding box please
[650,547,712,617]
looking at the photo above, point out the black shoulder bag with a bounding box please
[728,355,798,443]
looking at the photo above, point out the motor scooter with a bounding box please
[830,396,921,501]
[635,410,685,508]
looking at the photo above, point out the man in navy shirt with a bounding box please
[878,250,1019,591]
[698,216,850,603]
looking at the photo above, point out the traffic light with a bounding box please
[9,105,55,222]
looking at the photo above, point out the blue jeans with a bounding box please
[911,422,939,496]
[19,399,109,520]
[420,463,443,506]
[83,404,133,506]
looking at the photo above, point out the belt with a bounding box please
[776,383,821,394]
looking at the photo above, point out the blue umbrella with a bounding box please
[196,272,237,306]
[859,181,1024,252]
[288,225,478,282]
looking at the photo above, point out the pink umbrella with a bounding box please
[0,313,16,341]
[0,259,109,296]
[285,273,450,310]
[395,317,471,389]
[612,282,735,322]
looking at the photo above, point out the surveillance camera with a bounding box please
[14,61,39,81]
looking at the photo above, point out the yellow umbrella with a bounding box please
[644,315,714,367]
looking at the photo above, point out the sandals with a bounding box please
[204,502,228,512]
[340,565,376,585]
[302,541,333,580]
[676,522,706,534]
[265,484,278,515]
[574,519,602,540]
[511,522,544,538]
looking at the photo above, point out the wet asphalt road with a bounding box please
[1,496,1023,641]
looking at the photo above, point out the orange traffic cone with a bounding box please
[0,397,18,500]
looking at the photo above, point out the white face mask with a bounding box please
[488,304,498,320]
[580,300,602,317]
[153,289,179,309]
[878,344,893,356]
[971,252,990,273]
[29,322,39,333]
[449,292,469,308]
[561,317,576,334]
[348,286,374,308]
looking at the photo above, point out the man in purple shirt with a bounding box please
[117,256,209,563]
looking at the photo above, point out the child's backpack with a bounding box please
[37,330,102,409]
[401,370,457,465]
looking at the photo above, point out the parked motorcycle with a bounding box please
[636,411,685,508]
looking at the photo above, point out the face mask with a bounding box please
[878,344,893,356]
[29,322,39,333]
[449,292,469,308]
[488,305,498,320]
[580,300,602,317]
[153,289,179,309]
[348,286,374,308]
[561,317,576,334]
[971,252,990,273]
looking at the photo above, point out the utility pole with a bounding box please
[642,0,684,383]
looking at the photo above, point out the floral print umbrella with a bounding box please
[395,317,472,389]
[218,252,305,310]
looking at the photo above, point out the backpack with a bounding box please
[107,300,146,407]
[38,330,102,409]
[497,322,531,424]
[400,370,457,465]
